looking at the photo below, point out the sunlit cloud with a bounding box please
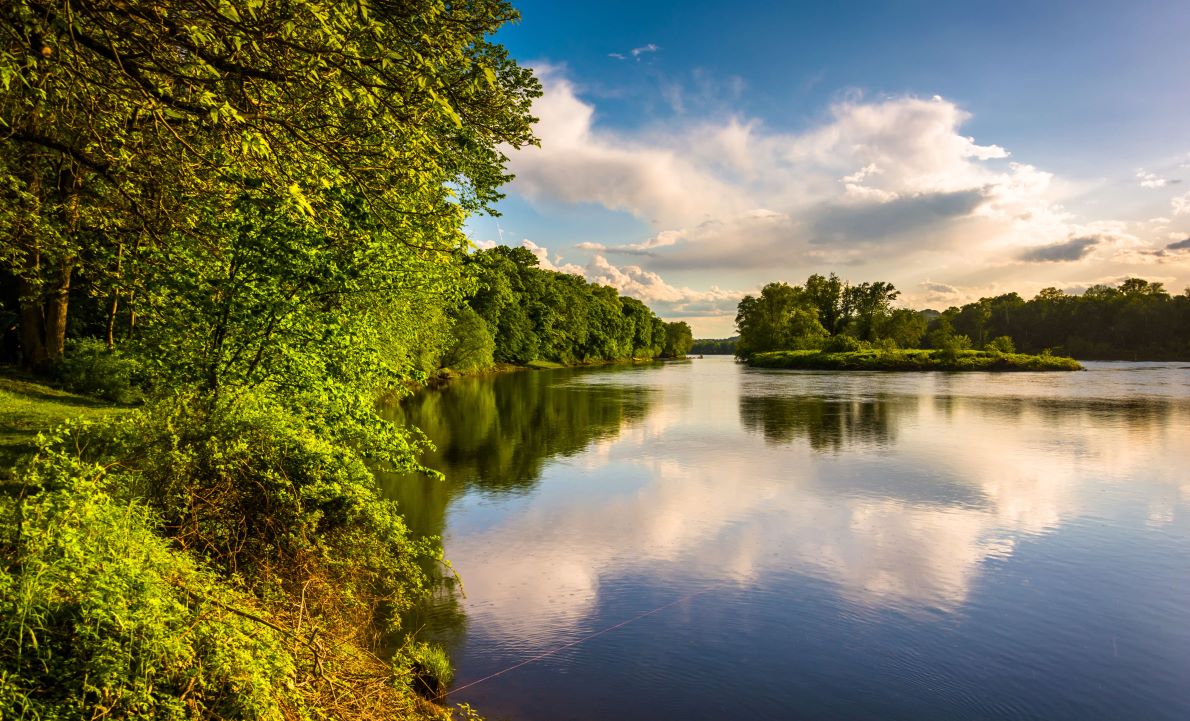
[500,67,1190,333]
[1173,191,1190,216]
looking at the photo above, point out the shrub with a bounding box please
[52,337,143,403]
[0,449,298,719]
[984,336,1016,353]
[109,392,434,643]
[821,334,868,353]
[2,408,443,719]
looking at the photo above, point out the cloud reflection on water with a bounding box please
[424,362,1189,650]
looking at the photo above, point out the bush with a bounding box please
[984,336,1016,353]
[110,393,434,641]
[821,334,868,353]
[54,337,142,403]
[0,449,298,719]
[1,406,443,719]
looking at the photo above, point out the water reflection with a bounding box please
[738,393,908,450]
[376,367,655,535]
[381,360,1190,721]
[375,366,656,645]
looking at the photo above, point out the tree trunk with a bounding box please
[17,274,48,368]
[43,261,72,361]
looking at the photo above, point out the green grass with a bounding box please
[0,368,125,471]
[747,348,1083,372]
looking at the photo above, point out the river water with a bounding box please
[378,357,1190,721]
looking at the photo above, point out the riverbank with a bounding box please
[0,368,461,720]
[746,349,1083,371]
[423,356,674,388]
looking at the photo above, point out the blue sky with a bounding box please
[468,1,1190,336]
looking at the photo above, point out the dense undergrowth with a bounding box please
[0,385,456,720]
[747,348,1084,371]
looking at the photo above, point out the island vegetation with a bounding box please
[733,274,1086,371]
[748,348,1083,372]
[718,274,1190,365]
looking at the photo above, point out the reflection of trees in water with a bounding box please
[373,368,654,650]
[738,394,909,451]
[936,395,1180,436]
[389,368,652,488]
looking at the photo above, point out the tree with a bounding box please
[442,305,496,372]
[1,0,541,367]
[803,273,849,334]
[879,308,927,348]
[735,282,811,357]
[663,321,694,358]
[844,281,900,341]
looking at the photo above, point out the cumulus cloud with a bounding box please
[521,239,584,275]
[1018,236,1101,262]
[501,68,1190,332]
[920,281,959,294]
[514,240,744,319]
[512,69,1072,269]
[585,254,742,317]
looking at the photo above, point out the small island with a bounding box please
[729,274,1087,372]
[747,348,1083,372]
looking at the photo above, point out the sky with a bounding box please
[466,0,1190,337]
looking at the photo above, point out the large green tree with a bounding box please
[1,0,539,367]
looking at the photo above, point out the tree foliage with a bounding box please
[735,275,897,358]
[0,1,541,717]
[935,278,1190,360]
[1,0,540,367]
[459,246,669,366]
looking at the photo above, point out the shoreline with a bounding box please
[745,349,1083,372]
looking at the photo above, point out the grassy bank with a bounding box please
[0,370,127,471]
[747,349,1083,372]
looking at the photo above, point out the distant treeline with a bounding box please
[444,246,693,371]
[732,274,1190,361]
[936,278,1190,360]
[691,337,738,355]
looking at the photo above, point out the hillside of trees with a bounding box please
[735,274,1190,361]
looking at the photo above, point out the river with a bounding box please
[377,357,1190,721]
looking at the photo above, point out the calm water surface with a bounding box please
[378,358,1190,721]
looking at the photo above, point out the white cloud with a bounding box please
[503,68,1190,333]
[1138,169,1169,188]
[585,254,743,317]
[607,43,660,62]
[521,239,584,275]
[1173,191,1190,216]
[514,70,1063,262]
[631,43,659,58]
